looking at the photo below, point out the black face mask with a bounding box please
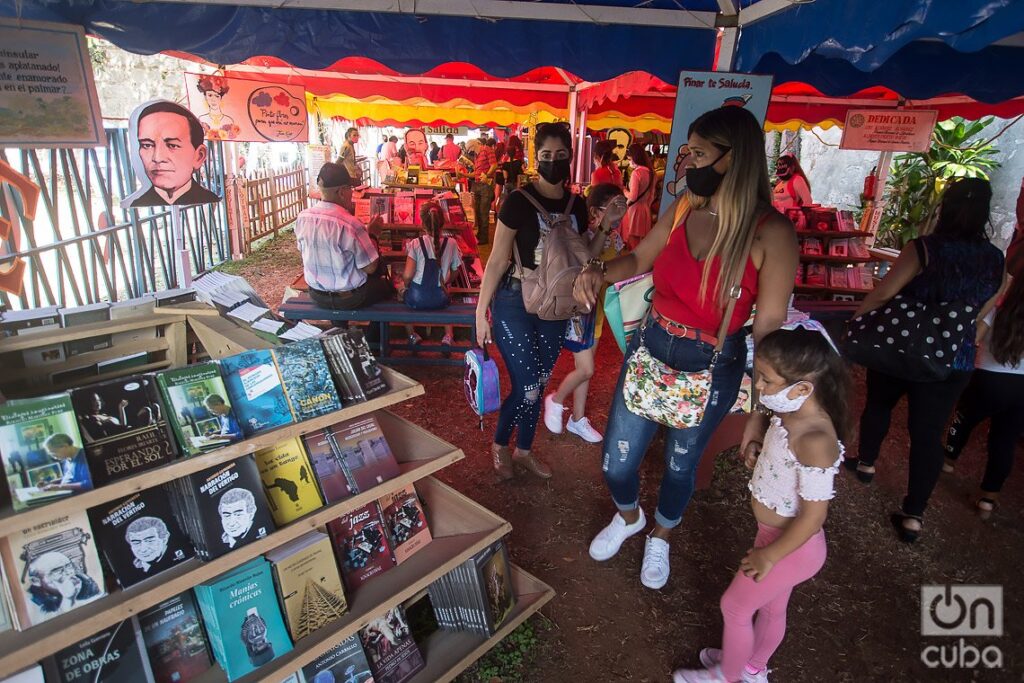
[776,166,793,180]
[685,150,728,198]
[537,158,572,185]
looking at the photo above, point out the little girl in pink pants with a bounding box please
[675,327,850,683]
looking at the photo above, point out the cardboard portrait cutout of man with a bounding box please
[121,99,220,209]
[404,129,429,168]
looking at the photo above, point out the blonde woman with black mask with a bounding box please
[574,107,798,589]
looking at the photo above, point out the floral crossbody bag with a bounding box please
[622,208,758,429]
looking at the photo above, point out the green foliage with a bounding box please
[459,617,545,683]
[876,117,1001,248]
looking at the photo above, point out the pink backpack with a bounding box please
[512,191,591,321]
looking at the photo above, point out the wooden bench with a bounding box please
[279,293,477,366]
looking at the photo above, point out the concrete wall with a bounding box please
[89,38,198,120]
[796,118,1023,249]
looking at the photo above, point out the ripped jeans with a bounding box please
[603,320,746,528]
[492,280,567,451]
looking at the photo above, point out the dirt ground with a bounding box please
[231,232,1024,682]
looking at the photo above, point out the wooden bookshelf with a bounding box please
[410,565,555,683]
[0,412,460,673]
[191,477,513,683]
[0,313,187,354]
[0,368,423,538]
[797,228,876,300]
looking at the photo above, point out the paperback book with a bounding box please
[428,539,516,637]
[299,634,373,683]
[358,606,424,683]
[301,428,354,505]
[324,415,400,495]
[266,531,347,641]
[326,502,396,592]
[255,437,324,526]
[194,558,294,682]
[88,487,194,588]
[43,617,154,683]
[336,329,389,399]
[168,456,276,560]
[272,339,342,421]
[377,485,432,565]
[0,394,93,511]
[156,363,242,457]
[70,375,178,486]
[138,591,213,683]
[220,350,294,437]
[0,509,106,628]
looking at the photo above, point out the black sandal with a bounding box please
[890,512,923,544]
[843,458,876,484]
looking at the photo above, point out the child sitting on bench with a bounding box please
[400,201,462,347]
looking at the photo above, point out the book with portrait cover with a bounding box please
[301,429,354,505]
[337,329,389,400]
[220,350,295,437]
[138,591,212,683]
[254,437,324,527]
[87,487,194,589]
[156,363,242,457]
[300,634,373,683]
[42,617,154,683]
[0,509,106,629]
[265,531,347,642]
[358,606,424,683]
[377,485,431,565]
[325,416,400,496]
[194,557,293,682]
[272,339,342,421]
[326,502,395,592]
[168,456,276,561]
[70,375,178,486]
[0,394,94,512]
[471,540,516,635]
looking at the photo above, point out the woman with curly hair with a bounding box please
[195,75,238,140]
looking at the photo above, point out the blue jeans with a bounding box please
[491,281,566,450]
[603,320,747,528]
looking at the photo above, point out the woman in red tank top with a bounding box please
[573,106,799,591]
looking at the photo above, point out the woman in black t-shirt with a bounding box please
[475,123,590,481]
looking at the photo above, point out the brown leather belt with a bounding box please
[651,307,719,347]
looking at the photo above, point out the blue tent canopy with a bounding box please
[736,0,1024,102]
[0,0,719,81]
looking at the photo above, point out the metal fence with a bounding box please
[243,166,307,248]
[0,128,231,311]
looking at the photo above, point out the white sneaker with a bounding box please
[567,416,603,443]
[588,509,646,561]
[543,394,564,434]
[672,665,728,683]
[641,535,670,589]
[698,650,770,683]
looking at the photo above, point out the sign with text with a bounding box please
[0,18,104,147]
[841,109,937,152]
[184,73,308,143]
[659,70,774,216]
[423,126,469,136]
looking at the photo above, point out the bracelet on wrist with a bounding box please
[585,259,607,276]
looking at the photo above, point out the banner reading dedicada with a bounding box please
[840,109,938,153]
[184,73,308,143]
[658,70,774,216]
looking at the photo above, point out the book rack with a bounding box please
[796,230,877,300]
[0,328,554,683]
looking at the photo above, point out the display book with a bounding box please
[427,538,516,637]
[788,205,874,296]
[321,328,389,404]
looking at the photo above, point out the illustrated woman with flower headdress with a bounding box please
[196,75,238,140]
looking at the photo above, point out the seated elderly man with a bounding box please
[295,162,393,310]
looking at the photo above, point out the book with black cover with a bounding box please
[337,329,388,399]
[70,375,178,486]
[320,336,362,404]
[88,488,194,588]
[272,339,342,421]
[43,617,155,683]
[170,456,276,560]
[138,591,213,683]
[300,634,373,683]
[358,606,424,683]
[326,502,395,592]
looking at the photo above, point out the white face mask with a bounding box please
[759,382,813,413]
